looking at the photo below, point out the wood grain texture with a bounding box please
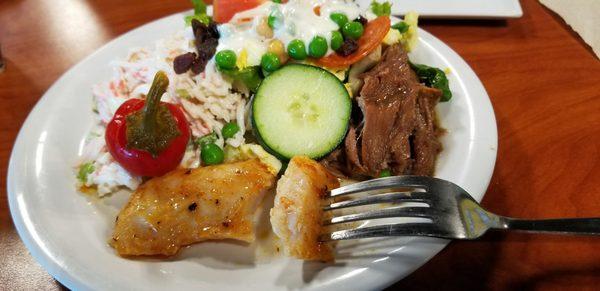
[0,0,598,290]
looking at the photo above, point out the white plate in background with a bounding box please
[358,0,523,18]
[8,11,497,291]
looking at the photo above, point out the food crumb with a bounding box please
[188,202,197,211]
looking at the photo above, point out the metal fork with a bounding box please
[321,176,600,241]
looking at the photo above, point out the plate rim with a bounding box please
[358,0,523,19]
[7,11,498,291]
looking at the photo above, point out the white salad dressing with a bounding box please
[216,0,362,66]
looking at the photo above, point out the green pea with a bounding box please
[201,143,224,165]
[379,169,392,178]
[261,52,281,72]
[330,13,348,28]
[222,122,240,139]
[308,36,328,58]
[287,39,307,60]
[215,50,237,70]
[330,31,344,51]
[272,0,282,3]
[342,21,364,40]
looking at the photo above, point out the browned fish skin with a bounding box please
[111,159,276,256]
[270,156,339,262]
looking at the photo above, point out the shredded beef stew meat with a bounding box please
[321,44,442,179]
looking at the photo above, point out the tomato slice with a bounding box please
[213,0,266,23]
[316,16,391,68]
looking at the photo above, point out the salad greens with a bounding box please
[191,0,207,15]
[195,131,218,146]
[410,62,452,102]
[370,1,392,17]
[77,163,95,183]
[184,0,211,26]
[220,66,263,93]
[392,22,409,33]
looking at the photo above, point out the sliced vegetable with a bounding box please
[201,143,225,165]
[287,39,307,60]
[105,72,191,177]
[317,16,390,68]
[222,122,240,139]
[252,64,351,160]
[213,0,266,23]
[342,21,364,40]
[308,36,328,58]
[410,62,452,102]
[370,1,392,16]
[220,66,263,92]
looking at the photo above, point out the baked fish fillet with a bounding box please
[270,156,340,262]
[111,159,276,256]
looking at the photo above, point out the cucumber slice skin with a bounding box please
[251,64,351,161]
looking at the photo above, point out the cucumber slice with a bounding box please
[252,64,351,160]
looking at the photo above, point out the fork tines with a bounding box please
[327,176,433,197]
[321,223,447,241]
[321,176,441,242]
[324,191,429,211]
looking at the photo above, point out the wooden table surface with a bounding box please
[1,0,598,290]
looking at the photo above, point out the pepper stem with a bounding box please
[125,71,180,157]
[142,71,170,133]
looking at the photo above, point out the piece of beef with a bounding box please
[321,44,442,179]
[357,43,421,175]
[412,86,442,175]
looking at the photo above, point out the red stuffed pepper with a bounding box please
[105,71,190,177]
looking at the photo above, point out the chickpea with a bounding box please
[268,39,289,64]
[257,17,274,38]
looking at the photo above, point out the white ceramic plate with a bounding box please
[8,11,497,291]
[357,0,523,19]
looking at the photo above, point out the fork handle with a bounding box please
[501,218,600,235]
